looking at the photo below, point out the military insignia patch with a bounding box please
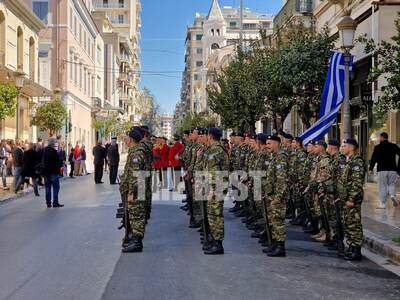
[132,158,139,164]
[276,164,282,170]
[353,166,360,171]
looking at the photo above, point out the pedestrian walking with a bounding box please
[22,142,40,196]
[12,139,24,193]
[107,137,120,184]
[73,142,81,176]
[93,141,106,184]
[0,140,9,190]
[369,132,400,208]
[43,138,64,208]
[79,145,88,175]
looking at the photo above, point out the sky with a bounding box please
[139,0,283,114]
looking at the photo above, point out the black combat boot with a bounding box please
[204,240,224,255]
[267,241,286,257]
[180,204,188,211]
[344,246,362,261]
[304,218,320,235]
[262,240,276,254]
[189,220,201,229]
[122,237,143,253]
[122,235,133,248]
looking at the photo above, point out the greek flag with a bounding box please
[299,51,353,145]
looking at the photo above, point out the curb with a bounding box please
[363,229,400,265]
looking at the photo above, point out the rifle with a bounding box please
[115,175,131,243]
[334,199,345,255]
[301,186,313,225]
[261,196,272,247]
[316,193,331,242]
[200,195,211,249]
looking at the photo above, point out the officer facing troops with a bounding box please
[120,127,147,253]
[263,135,289,257]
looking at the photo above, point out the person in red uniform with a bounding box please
[169,134,184,191]
[158,137,170,189]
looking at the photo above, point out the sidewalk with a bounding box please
[363,183,400,264]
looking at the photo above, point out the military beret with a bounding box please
[235,131,245,138]
[198,128,208,135]
[294,137,303,143]
[208,127,222,139]
[344,138,359,148]
[183,130,190,135]
[128,128,143,142]
[266,135,281,143]
[256,133,268,143]
[315,140,327,148]
[284,133,294,140]
[277,129,286,136]
[111,137,117,140]
[328,139,340,147]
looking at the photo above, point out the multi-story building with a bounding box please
[181,0,274,115]
[0,0,51,141]
[93,0,141,122]
[26,0,105,151]
[160,113,173,140]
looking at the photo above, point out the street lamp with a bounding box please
[337,15,357,139]
[14,69,25,140]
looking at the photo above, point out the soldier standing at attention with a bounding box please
[203,127,229,255]
[139,126,154,221]
[339,139,366,261]
[120,128,147,253]
[263,135,289,257]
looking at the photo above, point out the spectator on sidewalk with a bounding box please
[22,142,40,197]
[105,142,110,173]
[68,147,75,178]
[73,142,81,176]
[79,145,88,175]
[58,142,67,177]
[168,135,184,191]
[0,140,9,190]
[43,138,64,208]
[93,141,106,184]
[12,139,24,194]
[107,137,120,185]
[369,132,400,208]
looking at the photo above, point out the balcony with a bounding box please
[273,0,313,33]
[94,1,129,9]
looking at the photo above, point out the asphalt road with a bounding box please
[0,174,399,300]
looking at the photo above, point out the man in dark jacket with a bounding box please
[43,138,63,208]
[369,132,400,208]
[93,141,106,184]
[107,137,120,184]
[12,139,24,193]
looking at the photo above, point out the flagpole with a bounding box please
[343,51,352,139]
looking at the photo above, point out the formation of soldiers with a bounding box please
[181,128,366,260]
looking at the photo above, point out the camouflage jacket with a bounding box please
[188,142,202,175]
[180,141,192,170]
[229,144,238,172]
[331,152,346,198]
[119,144,147,196]
[194,144,208,172]
[313,153,335,195]
[290,147,307,184]
[204,142,229,192]
[337,154,365,205]
[237,144,250,171]
[263,150,289,201]
[140,137,153,171]
[301,153,316,188]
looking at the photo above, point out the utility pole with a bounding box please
[239,0,243,49]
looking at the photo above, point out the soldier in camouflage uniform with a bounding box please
[180,130,192,211]
[310,140,335,244]
[229,132,246,214]
[338,138,365,261]
[120,128,147,253]
[290,137,308,226]
[139,126,154,221]
[263,135,289,257]
[203,127,229,255]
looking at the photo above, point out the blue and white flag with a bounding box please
[299,51,353,145]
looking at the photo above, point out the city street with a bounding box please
[0,175,399,300]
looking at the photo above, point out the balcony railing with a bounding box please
[273,0,313,33]
[94,1,129,9]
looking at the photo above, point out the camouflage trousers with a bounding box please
[267,196,287,242]
[128,199,146,238]
[313,194,335,220]
[207,194,224,241]
[191,178,201,220]
[344,204,363,247]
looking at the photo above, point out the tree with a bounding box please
[357,13,400,120]
[93,113,118,138]
[0,84,19,121]
[208,49,267,132]
[175,112,219,133]
[31,98,68,136]
[278,24,335,128]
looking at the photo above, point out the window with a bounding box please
[74,58,77,83]
[84,31,87,52]
[84,68,87,92]
[79,63,82,88]
[119,0,124,8]
[196,61,203,67]
[229,22,237,28]
[97,76,101,93]
[118,15,124,24]
[103,0,108,8]
[70,54,73,81]
[96,45,101,64]
[243,23,257,30]
[216,29,220,36]
[262,22,271,29]
[196,48,203,54]
[194,74,201,81]
[74,17,77,36]
[211,29,214,36]
[79,24,82,44]
[33,1,48,24]
[195,34,203,41]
